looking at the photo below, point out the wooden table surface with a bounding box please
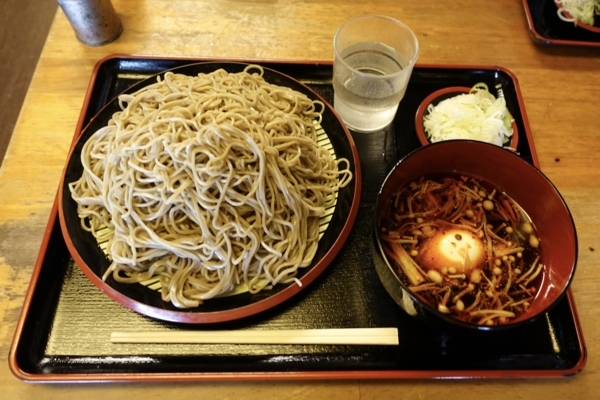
[1,0,599,397]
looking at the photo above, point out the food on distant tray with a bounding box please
[379,174,542,326]
[555,0,600,26]
[422,83,514,147]
[69,65,352,309]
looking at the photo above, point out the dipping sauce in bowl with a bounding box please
[373,140,577,331]
[379,173,542,325]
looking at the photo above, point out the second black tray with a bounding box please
[523,0,600,47]
[9,56,586,382]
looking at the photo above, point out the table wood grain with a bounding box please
[1,0,599,397]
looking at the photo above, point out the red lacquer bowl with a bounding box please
[415,86,519,151]
[373,140,578,331]
[555,1,600,34]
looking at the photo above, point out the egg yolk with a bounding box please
[416,228,485,274]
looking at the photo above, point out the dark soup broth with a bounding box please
[379,173,542,326]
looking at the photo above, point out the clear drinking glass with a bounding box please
[333,15,419,132]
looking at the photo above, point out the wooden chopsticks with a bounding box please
[111,328,399,345]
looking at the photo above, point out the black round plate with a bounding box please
[58,62,361,324]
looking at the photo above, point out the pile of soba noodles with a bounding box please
[69,65,352,309]
[379,174,542,326]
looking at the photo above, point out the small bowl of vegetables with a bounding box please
[415,84,519,151]
[555,0,600,34]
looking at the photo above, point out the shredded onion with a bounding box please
[555,0,600,26]
[423,83,514,147]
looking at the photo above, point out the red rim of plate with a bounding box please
[414,86,519,151]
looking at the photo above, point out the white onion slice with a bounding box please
[423,83,514,147]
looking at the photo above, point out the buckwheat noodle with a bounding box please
[68,65,353,309]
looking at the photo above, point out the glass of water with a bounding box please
[333,15,419,132]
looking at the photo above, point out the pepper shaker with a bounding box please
[57,0,122,46]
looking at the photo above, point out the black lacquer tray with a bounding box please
[9,55,586,382]
[523,0,600,47]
